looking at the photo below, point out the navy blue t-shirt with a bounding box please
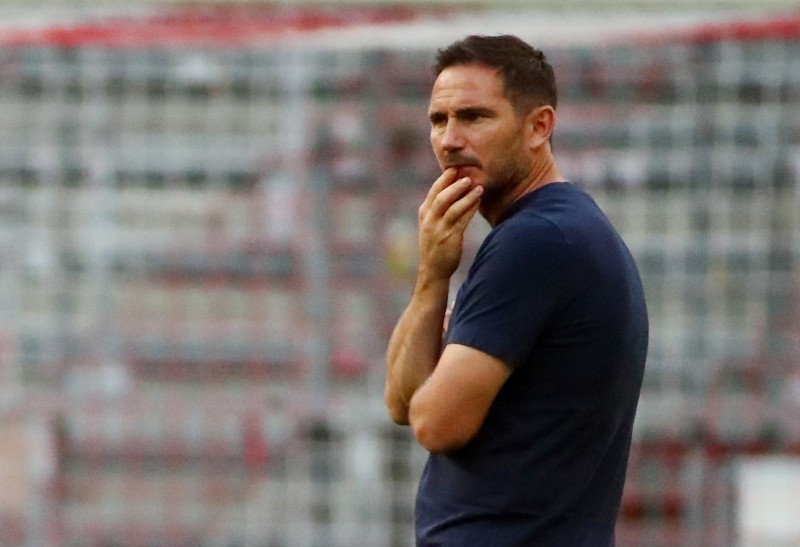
[415,182,648,546]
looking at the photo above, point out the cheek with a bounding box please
[431,137,450,166]
[484,133,525,175]
[480,137,508,167]
[430,131,442,154]
[497,128,526,157]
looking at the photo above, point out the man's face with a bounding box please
[428,64,531,197]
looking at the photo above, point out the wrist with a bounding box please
[414,268,450,298]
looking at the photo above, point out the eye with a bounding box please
[429,112,447,127]
[458,108,493,123]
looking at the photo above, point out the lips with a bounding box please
[445,159,479,169]
[448,164,479,180]
[443,152,479,171]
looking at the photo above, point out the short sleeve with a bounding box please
[446,216,572,369]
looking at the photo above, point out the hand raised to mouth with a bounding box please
[417,167,483,283]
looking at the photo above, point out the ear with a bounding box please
[524,106,556,150]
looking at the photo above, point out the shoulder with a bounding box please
[472,183,608,282]
[497,183,592,234]
[481,193,575,265]
[465,201,577,299]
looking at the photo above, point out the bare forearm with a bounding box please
[385,168,481,425]
[385,276,449,424]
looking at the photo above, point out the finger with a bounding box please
[429,176,475,218]
[445,186,483,230]
[422,168,458,210]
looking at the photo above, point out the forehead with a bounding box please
[429,64,507,111]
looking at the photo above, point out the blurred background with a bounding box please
[0,0,798,545]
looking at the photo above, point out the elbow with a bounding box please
[409,403,473,454]
[386,401,410,426]
[384,385,410,426]
[411,422,448,453]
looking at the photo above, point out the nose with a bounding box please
[438,119,464,153]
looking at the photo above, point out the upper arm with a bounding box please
[408,343,511,453]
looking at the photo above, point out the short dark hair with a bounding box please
[433,35,557,116]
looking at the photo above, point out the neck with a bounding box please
[480,155,563,226]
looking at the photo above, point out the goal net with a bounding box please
[0,4,797,546]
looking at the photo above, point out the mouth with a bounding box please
[445,161,479,170]
[443,153,480,171]
[448,164,480,179]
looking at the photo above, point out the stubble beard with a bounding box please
[479,155,531,214]
[480,125,533,210]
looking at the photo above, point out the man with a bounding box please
[384,35,648,546]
